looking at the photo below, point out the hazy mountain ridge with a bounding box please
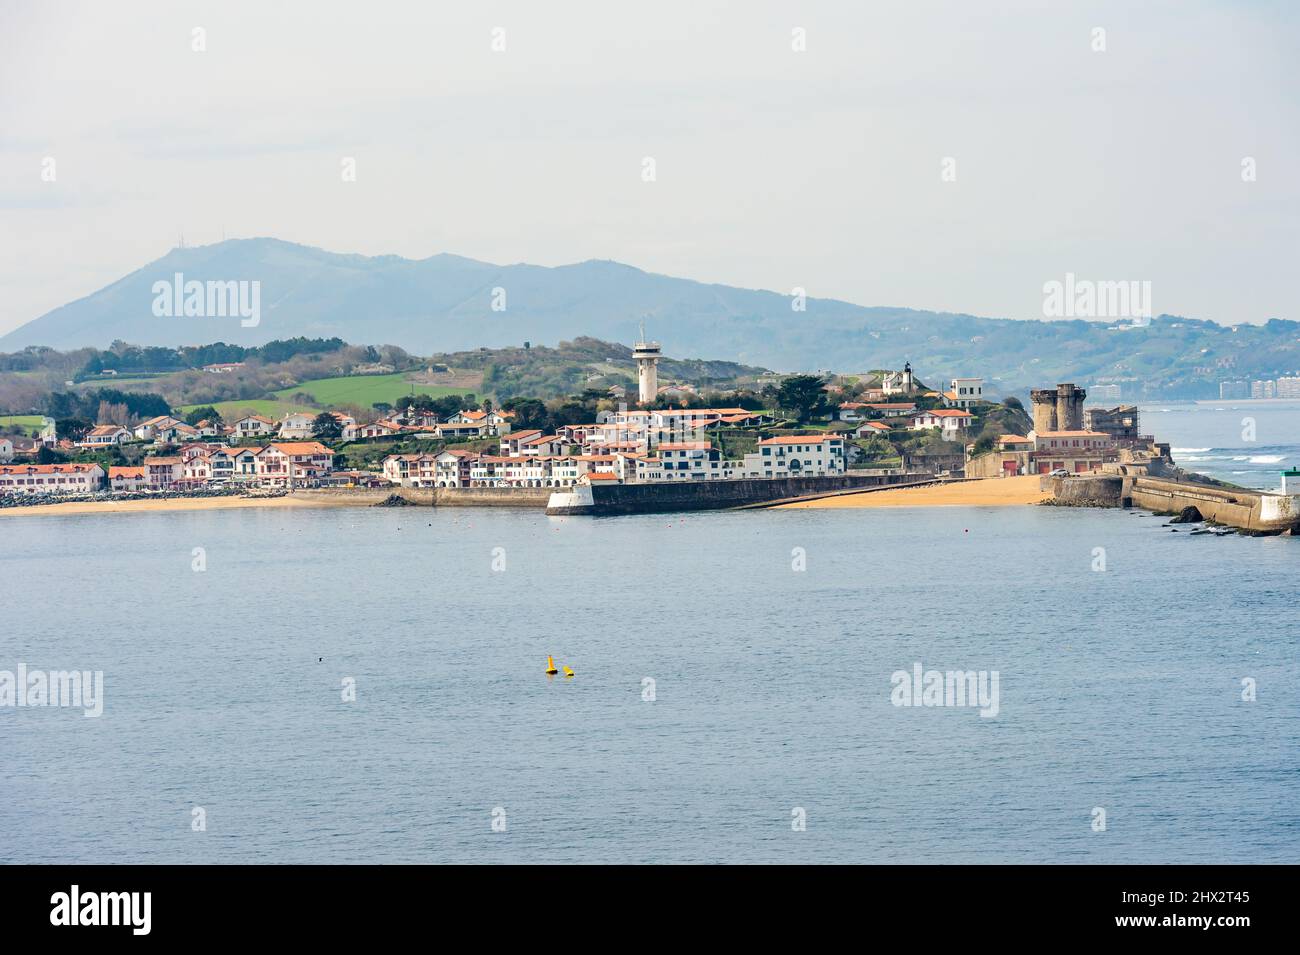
[3,237,1296,397]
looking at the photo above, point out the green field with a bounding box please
[177,398,315,420]
[76,374,172,387]
[0,414,44,431]
[175,373,478,422]
[272,373,465,408]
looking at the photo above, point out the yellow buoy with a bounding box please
[545,656,558,675]
[562,666,575,678]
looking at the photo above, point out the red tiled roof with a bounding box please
[264,442,333,455]
[0,463,101,475]
[759,435,841,445]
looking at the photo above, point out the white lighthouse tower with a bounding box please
[633,323,661,406]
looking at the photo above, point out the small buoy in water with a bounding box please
[545,656,558,675]
[562,666,574,678]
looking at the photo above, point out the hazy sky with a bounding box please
[1,0,1296,339]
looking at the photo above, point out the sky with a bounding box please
[1,0,1297,339]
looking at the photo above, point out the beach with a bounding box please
[779,474,1051,508]
[0,476,1055,517]
[0,495,328,518]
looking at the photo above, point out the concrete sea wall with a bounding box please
[1047,474,1125,506]
[1127,477,1295,532]
[1049,473,1300,533]
[289,487,551,508]
[547,472,928,516]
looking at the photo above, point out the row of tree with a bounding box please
[77,337,352,377]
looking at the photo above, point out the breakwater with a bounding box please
[546,472,930,516]
[1047,473,1300,533]
[289,486,552,507]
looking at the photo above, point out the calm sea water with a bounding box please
[1143,399,1300,490]
[2,407,1298,864]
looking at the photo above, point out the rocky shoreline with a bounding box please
[0,487,288,510]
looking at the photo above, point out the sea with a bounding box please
[1,403,1297,864]
[1143,399,1300,491]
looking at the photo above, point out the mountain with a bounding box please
[4,238,1297,397]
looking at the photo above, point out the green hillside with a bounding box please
[178,398,315,420]
[273,373,465,408]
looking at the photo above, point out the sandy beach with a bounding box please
[779,475,1051,509]
[0,495,329,518]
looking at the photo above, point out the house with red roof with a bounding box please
[0,462,105,495]
[909,409,973,439]
[742,435,846,478]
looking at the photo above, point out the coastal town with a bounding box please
[0,333,1173,506]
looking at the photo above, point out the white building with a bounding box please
[143,456,185,488]
[741,435,846,477]
[255,441,335,487]
[277,412,317,439]
[0,437,12,463]
[108,466,147,491]
[78,424,130,447]
[657,441,724,479]
[854,421,892,438]
[232,414,277,438]
[0,462,105,495]
[445,409,514,435]
[881,363,916,396]
[350,420,400,439]
[152,421,199,445]
[946,378,984,409]
[382,452,437,486]
[435,420,488,440]
[910,409,972,439]
[134,415,183,441]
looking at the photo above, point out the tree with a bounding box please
[311,412,342,441]
[502,397,547,431]
[185,405,222,426]
[372,402,393,415]
[55,417,91,441]
[96,399,129,425]
[36,445,66,464]
[776,375,830,422]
